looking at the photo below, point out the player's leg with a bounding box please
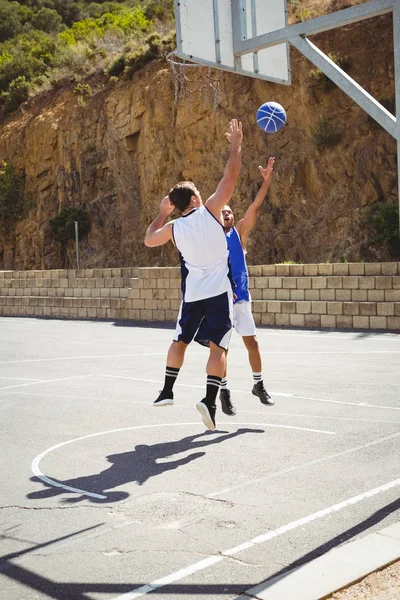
[196,291,233,430]
[153,340,188,406]
[242,334,274,405]
[197,342,227,431]
[220,300,254,413]
[219,347,236,416]
[153,301,201,406]
[219,301,241,415]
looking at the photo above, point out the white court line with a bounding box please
[97,374,295,397]
[260,374,400,387]
[207,431,400,498]
[260,350,400,354]
[0,374,97,391]
[110,477,400,600]
[97,374,400,411]
[0,377,44,381]
[9,390,400,425]
[256,330,400,341]
[291,394,400,411]
[31,421,335,500]
[0,352,180,365]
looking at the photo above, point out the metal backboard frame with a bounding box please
[232,0,399,239]
[174,0,399,240]
[174,0,291,85]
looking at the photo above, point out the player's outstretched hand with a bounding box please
[258,156,275,179]
[225,118,243,147]
[159,196,174,217]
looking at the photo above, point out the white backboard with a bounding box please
[174,0,291,84]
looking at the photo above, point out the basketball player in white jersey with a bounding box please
[144,119,243,431]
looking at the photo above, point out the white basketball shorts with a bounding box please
[233,300,256,337]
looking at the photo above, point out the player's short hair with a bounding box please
[169,181,197,213]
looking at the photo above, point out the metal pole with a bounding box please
[74,221,80,269]
[289,35,396,137]
[393,3,400,240]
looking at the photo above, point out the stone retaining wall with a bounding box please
[1,263,399,330]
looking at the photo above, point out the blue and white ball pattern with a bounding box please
[256,101,287,133]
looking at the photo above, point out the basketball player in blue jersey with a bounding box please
[219,157,275,415]
[144,119,243,431]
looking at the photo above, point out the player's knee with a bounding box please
[244,336,258,350]
[209,343,226,359]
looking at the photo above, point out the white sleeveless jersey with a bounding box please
[172,205,231,302]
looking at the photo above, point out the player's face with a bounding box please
[222,205,234,228]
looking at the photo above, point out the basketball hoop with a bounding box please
[166,52,221,110]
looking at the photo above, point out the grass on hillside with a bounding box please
[0,0,174,117]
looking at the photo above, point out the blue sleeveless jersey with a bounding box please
[226,228,250,303]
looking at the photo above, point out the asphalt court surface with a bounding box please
[0,317,399,600]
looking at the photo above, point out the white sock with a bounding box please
[253,372,262,385]
[221,377,228,389]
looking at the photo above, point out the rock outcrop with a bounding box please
[0,10,396,269]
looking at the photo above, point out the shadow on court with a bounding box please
[2,500,399,599]
[27,428,264,504]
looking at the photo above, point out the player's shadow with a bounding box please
[27,428,264,504]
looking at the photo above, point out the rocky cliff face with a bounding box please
[0,9,396,270]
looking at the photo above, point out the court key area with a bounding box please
[0,317,399,600]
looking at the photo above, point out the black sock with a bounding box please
[205,375,221,406]
[163,366,180,394]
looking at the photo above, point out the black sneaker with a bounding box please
[252,381,274,406]
[196,400,216,431]
[153,390,174,406]
[220,389,236,416]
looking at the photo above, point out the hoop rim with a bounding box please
[166,51,207,68]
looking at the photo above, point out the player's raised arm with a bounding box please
[144,196,174,247]
[206,119,242,220]
[236,157,275,247]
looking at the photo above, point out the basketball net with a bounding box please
[166,52,221,110]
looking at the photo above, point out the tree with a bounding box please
[0,1,23,42]
[31,7,62,33]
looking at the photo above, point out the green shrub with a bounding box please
[361,202,400,259]
[106,29,175,79]
[58,18,103,45]
[31,7,63,34]
[0,49,44,92]
[0,162,29,230]
[85,3,126,19]
[160,30,176,56]
[106,52,126,76]
[124,45,155,77]
[53,41,91,71]
[0,1,23,43]
[309,53,350,92]
[50,207,90,243]
[0,31,57,103]
[59,8,152,45]
[310,116,343,148]
[144,0,174,21]
[52,0,82,27]
[1,75,30,112]
[145,32,161,53]
[73,82,92,104]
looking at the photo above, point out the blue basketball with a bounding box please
[256,101,286,133]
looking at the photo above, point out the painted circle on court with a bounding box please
[31,421,334,499]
